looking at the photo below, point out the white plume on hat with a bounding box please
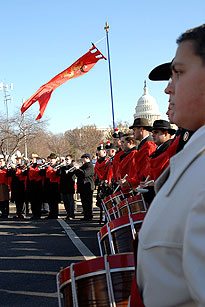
[15,150,22,158]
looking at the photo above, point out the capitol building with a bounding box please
[133,81,161,124]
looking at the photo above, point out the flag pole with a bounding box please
[104,22,115,130]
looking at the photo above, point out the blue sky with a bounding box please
[0,0,205,133]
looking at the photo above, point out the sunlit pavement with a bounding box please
[0,197,102,306]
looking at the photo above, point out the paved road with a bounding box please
[0,203,102,306]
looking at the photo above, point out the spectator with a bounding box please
[75,153,94,221]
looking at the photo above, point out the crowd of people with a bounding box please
[0,151,95,221]
[0,112,188,223]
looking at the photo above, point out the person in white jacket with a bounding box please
[137,24,205,306]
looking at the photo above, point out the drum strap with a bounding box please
[56,272,62,307]
[129,215,136,239]
[104,255,116,307]
[70,263,79,307]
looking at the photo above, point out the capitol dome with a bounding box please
[134,81,161,124]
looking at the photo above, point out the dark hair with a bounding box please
[176,24,205,63]
[124,134,138,145]
[66,154,72,159]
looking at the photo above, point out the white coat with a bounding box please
[137,125,205,307]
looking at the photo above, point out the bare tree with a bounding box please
[0,111,48,160]
[65,125,105,159]
[0,108,129,161]
[45,132,71,157]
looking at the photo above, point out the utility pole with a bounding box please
[0,82,13,156]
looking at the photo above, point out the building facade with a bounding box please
[134,81,161,124]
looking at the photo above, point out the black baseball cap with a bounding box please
[81,153,91,160]
[148,60,173,81]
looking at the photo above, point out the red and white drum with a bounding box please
[101,191,124,221]
[57,253,135,307]
[98,212,146,255]
[102,195,113,211]
[107,206,119,221]
[110,190,125,205]
[97,223,112,256]
[117,194,147,217]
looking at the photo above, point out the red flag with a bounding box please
[21,44,106,120]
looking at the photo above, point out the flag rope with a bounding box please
[93,36,106,45]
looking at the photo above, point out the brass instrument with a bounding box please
[53,162,66,170]
[38,161,51,170]
[65,165,77,173]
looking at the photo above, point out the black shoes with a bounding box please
[13,214,25,220]
[30,216,41,220]
[44,215,58,219]
[80,217,93,221]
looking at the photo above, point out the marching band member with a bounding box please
[0,155,12,219]
[104,141,117,185]
[147,120,176,181]
[117,134,139,192]
[150,64,194,154]
[10,153,27,220]
[27,153,44,220]
[94,143,107,183]
[112,128,124,152]
[56,154,76,220]
[45,153,60,219]
[139,120,176,207]
[94,143,110,207]
[127,117,156,189]
[75,153,95,221]
[136,23,205,307]
[111,129,125,183]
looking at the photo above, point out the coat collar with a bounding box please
[138,135,154,150]
[155,126,205,195]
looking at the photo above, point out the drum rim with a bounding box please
[59,278,71,290]
[109,212,146,230]
[75,266,135,281]
[71,253,134,276]
[99,224,108,237]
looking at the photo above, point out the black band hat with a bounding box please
[148,60,173,81]
[112,128,124,139]
[96,143,104,151]
[152,120,176,135]
[129,117,152,131]
[105,142,117,150]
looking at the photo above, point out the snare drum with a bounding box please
[97,223,112,256]
[98,213,146,255]
[117,194,147,217]
[102,191,124,221]
[57,253,135,307]
[109,213,145,254]
[107,206,119,221]
[110,191,125,205]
